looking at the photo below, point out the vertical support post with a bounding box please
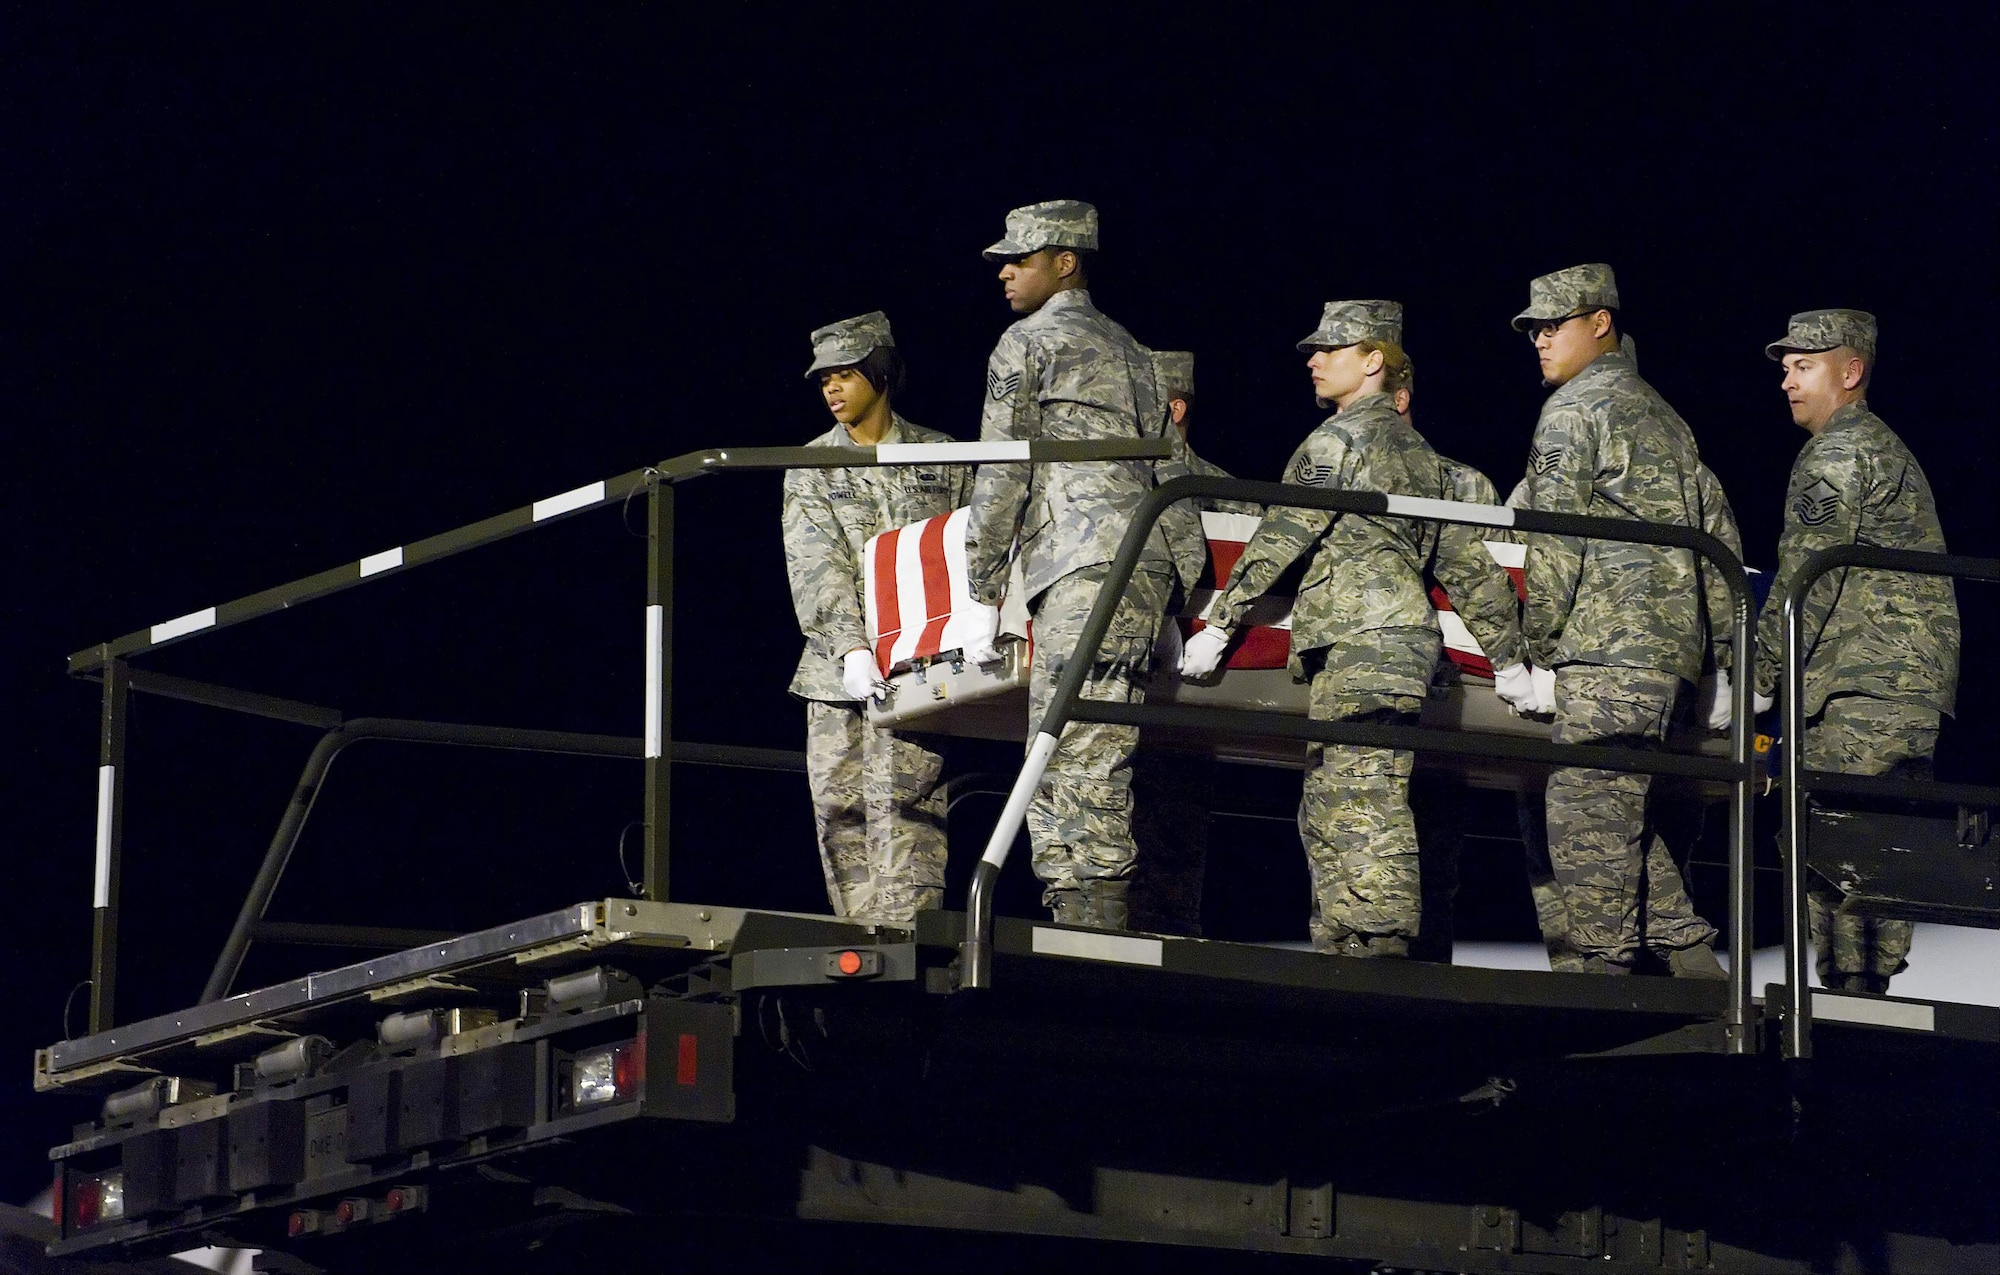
[643,476,674,901]
[1724,582,1755,1054]
[90,657,130,1034]
[1782,587,1813,1059]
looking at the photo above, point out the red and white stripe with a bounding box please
[866,508,1528,680]
[1185,512,1293,670]
[865,508,961,675]
[1432,540,1525,677]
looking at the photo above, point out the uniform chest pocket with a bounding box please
[831,499,879,536]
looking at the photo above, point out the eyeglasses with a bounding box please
[1526,311,1593,343]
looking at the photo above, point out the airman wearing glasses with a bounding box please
[1509,263,1724,978]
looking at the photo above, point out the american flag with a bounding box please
[865,508,1524,679]
[863,508,1034,677]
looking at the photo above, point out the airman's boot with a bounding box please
[1666,942,1727,980]
[1339,934,1410,959]
[1047,890,1090,927]
[1546,938,1589,974]
[1082,879,1131,931]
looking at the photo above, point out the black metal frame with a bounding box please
[85,446,1999,1062]
[69,440,1169,1032]
[1777,543,2000,1059]
[958,474,1762,1055]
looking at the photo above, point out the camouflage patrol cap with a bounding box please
[1764,308,1878,362]
[1151,350,1195,397]
[981,200,1100,262]
[1296,299,1404,351]
[804,310,894,378]
[1511,263,1621,332]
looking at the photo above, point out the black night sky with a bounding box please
[6,7,1996,1206]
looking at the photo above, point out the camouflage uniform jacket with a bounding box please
[1426,454,1527,670]
[1752,401,1959,716]
[1174,432,1264,517]
[1212,393,1524,679]
[1694,463,1746,673]
[963,290,1206,606]
[1519,348,1706,680]
[782,414,972,701]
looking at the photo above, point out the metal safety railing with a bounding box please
[958,475,1763,1055]
[1777,544,2000,1059]
[72,439,1171,1032]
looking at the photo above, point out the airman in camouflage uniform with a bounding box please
[1513,264,1722,975]
[1385,360,1534,962]
[1755,309,1960,993]
[1188,302,1525,956]
[1495,443,1734,974]
[782,312,973,923]
[1693,460,1747,679]
[962,201,1206,929]
[1154,349,1263,518]
[1128,349,1229,936]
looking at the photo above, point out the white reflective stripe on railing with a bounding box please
[644,604,664,759]
[150,607,217,644]
[1031,927,1164,967]
[981,731,1060,868]
[359,547,404,577]
[533,480,608,521]
[94,765,115,909]
[877,442,1031,464]
[1382,495,1517,527]
[1812,990,1935,1032]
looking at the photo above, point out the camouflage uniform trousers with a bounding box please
[1804,694,1941,989]
[1546,664,1718,966]
[1409,772,1464,963]
[1517,788,1714,972]
[1301,628,1441,950]
[1130,744,1212,936]
[1025,563,1174,901]
[803,699,948,923]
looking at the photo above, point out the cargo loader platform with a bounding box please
[37,899,2000,1273]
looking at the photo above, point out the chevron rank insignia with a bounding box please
[1293,456,1335,487]
[1793,476,1841,527]
[1528,443,1563,475]
[987,367,1021,401]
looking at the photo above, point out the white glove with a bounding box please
[1178,626,1231,679]
[1493,663,1539,716]
[841,648,889,702]
[959,600,1004,666]
[1531,665,1557,716]
[1707,669,1734,732]
[1754,690,1775,715]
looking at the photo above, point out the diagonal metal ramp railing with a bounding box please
[72,439,1170,1032]
[958,474,1763,1055]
